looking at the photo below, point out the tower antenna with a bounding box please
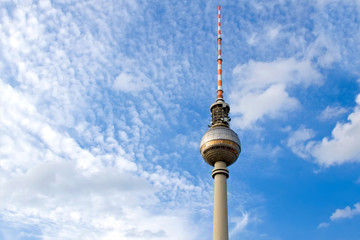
[217,5,223,100]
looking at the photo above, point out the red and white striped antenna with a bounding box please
[217,5,223,100]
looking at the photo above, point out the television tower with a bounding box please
[200,6,241,240]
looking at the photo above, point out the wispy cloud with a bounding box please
[287,127,315,159]
[317,222,330,229]
[318,105,348,121]
[229,212,250,237]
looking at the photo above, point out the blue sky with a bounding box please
[0,0,360,239]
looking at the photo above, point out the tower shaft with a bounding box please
[212,161,229,240]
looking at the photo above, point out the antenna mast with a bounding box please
[217,5,223,100]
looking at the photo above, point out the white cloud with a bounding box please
[113,59,150,93]
[0,78,209,239]
[317,0,356,9]
[0,1,213,239]
[287,127,315,159]
[113,71,148,92]
[267,26,281,40]
[231,83,299,129]
[247,33,257,45]
[318,105,347,121]
[230,58,322,129]
[305,32,342,68]
[288,94,360,167]
[232,58,322,90]
[311,94,360,166]
[317,222,329,229]
[318,202,360,231]
[330,202,360,221]
[229,212,250,237]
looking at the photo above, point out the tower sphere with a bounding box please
[200,126,241,167]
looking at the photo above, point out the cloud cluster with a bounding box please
[229,58,322,129]
[0,79,206,239]
[0,1,214,239]
[226,0,359,133]
[288,94,360,167]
